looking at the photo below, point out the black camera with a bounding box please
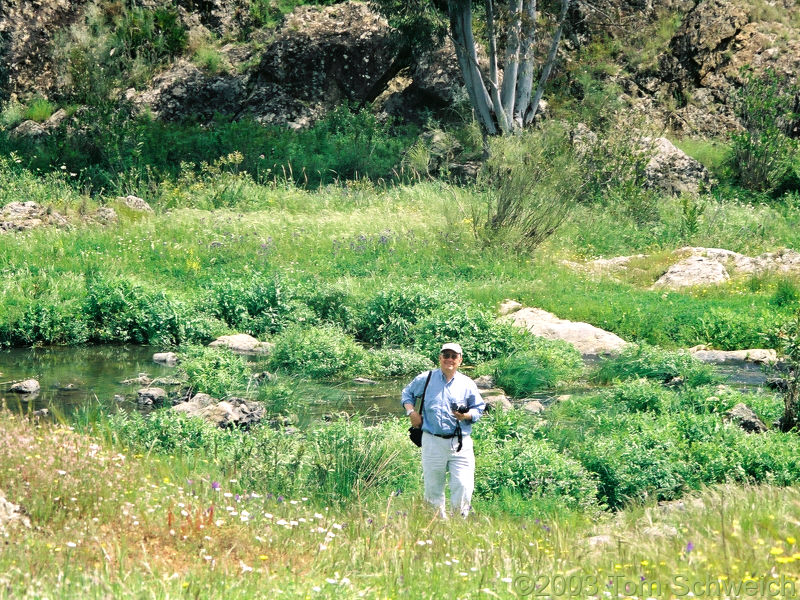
[451,403,468,413]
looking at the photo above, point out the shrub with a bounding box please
[479,340,583,396]
[729,68,800,194]
[269,325,368,380]
[411,302,520,363]
[179,345,251,398]
[476,434,600,512]
[594,343,718,386]
[306,418,419,503]
[300,281,362,333]
[0,101,25,128]
[84,272,184,345]
[205,274,313,337]
[24,98,56,123]
[477,124,583,251]
[609,378,676,413]
[360,347,435,377]
[574,417,687,509]
[359,285,454,347]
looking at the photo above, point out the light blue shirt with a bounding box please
[401,369,485,436]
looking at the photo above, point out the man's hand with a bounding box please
[453,410,471,422]
[409,411,422,428]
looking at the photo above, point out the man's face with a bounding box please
[439,350,462,372]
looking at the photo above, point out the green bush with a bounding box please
[573,417,687,509]
[475,427,600,512]
[477,124,583,250]
[609,378,676,413]
[360,347,435,377]
[300,281,363,334]
[269,325,368,379]
[478,340,583,396]
[410,302,520,363]
[594,343,718,386]
[205,274,313,337]
[359,285,454,347]
[84,272,185,345]
[23,98,56,123]
[179,345,251,398]
[306,418,419,503]
[729,68,800,194]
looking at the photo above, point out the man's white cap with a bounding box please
[440,342,463,355]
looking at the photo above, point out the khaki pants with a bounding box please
[421,431,474,518]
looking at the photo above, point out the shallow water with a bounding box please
[0,345,773,422]
[0,345,407,420]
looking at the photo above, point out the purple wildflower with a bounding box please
[686,541,694,553]
[211,481,220,490]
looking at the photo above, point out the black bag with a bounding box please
[408,370,433,447]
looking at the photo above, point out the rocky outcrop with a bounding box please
[209,334,274,355]
[689,345,777,365]
[656,0,800,136]
[723,403,768,433]
[172,393,265,428]
[244,2,401,128]
[502,305,628,356]
[128,59,245,123]
[653,247,800,288]
[0,0,90,98]
[0,201,68,233]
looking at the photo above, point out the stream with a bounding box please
[0,345,775,422]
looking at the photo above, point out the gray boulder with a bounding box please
[153,352,179,366]
[652,255,730,289]
[503,306,628,356]
[120,195,153,213]
[643,137,712,195]
[209,334,274,354]
[137,387,168,405]
[723,403,768,433]
[522,400,546,415]
[0,491,30,535]
[9,379,40,394]
[482,389,513,412]
[173,394,265,428]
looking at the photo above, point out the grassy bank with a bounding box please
[3,370,800,600]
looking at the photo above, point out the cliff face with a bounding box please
[1,0,798,135]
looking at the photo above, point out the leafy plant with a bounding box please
[478,340,583,396]
[410,302,520,363]
[359,285,454,347]
[179,345,251,398]
[594,343,718,387]
[476,124,583,251]
[729,68,800,194]
[24,98,56,123]
[268,324,368,379]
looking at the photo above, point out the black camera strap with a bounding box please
[416,370,433,423]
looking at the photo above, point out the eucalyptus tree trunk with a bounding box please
[447,0,570,136]
[448,0,498,134]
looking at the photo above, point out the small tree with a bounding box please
[729,68,800,194]
[374,0,572,137]
[777,311,800,432]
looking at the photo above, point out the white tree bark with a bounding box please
[448,0,498,134]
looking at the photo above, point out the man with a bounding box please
[401,342,485,518]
